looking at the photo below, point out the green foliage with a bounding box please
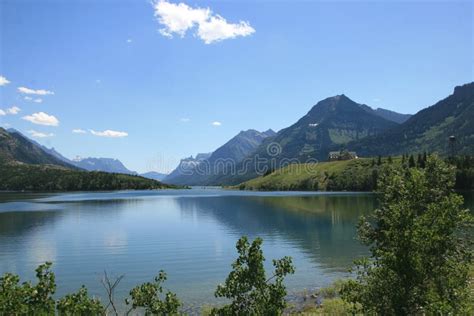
[0,262,56,315]
[211,236,295,315]
[0,162,173,191]
[341,155,473,314]
[56,286,105,315]
[0,263,179,315]
[125,270,180,315]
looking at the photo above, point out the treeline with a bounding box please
[450,155,474,190]
[244,154,474,192]
[327,154,474,191]
[0,163,173,192]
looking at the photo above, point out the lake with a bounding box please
[0,189,472,310]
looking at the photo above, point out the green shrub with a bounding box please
[211,236,295,315]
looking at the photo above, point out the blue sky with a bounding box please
[0,0,472,173]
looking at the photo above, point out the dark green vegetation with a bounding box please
[0,237,294,315]
[237,154,474,191]
[0,163,169,191]
[341,156,473,314]
[0,127,172,191]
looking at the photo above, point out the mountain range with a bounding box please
[1,82,472,189]
[170,82,473,186]
[1,128,167,180]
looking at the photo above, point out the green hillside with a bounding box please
[0,128,75,167]
[235,158,381,191]
[236,155,474,192]
[0,162,172,192]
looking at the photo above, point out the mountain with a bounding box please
[164,129,276,185]
[221,95,398,184]
[72,157,137,174]
[208,129,276,164]
[348,82,474,156]
[163,153,212,184]
[373,108,412,124]
[0,128,172,191]
[0,128,76,168]
[140,171,168,181]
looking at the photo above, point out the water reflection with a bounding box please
[176,194,374,270]
[0,190,471,307]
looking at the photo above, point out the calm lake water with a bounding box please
[0,189,472,309]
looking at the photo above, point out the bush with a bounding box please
[341,156,473,314]
[57,286,105,315]
[211,236,295,315]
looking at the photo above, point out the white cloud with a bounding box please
[24,96,43,103]
[28,130,54,138]
[127,39,133,43]
[90,129,128,138]
[198,15,255,44]
[153,0,255,44]
[96,79,101,84]
[72,129,87,134]
[0,76,10,86]
[0,106,21,115]
[18,86,54,96]
[211,121,222,126]
[180,118,191,122]
[22,112,59,126]
[6,106,20,115]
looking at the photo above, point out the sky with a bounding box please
[0,0,473,173]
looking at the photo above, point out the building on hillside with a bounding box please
[328,150,358,161]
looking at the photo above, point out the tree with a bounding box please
[408,154,415,168]
[211,236,295,315]
[125,270,180,315]
[341,156,473,315]
[0,262,56,315]
[56,286,105,315]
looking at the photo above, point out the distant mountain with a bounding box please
[164,129,276,185]
[163,153,212,184]
[0,128,75,168]
[72,157,137,175]
[209,129,276,164]
[140,171,168,181]
[348,82,474,156]
[373,108,412,124]
[212,95,398,185]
